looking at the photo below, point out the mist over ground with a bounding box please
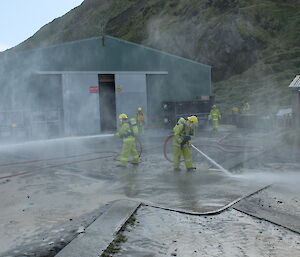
[0,0,299,256]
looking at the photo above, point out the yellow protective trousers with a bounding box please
[173,144,193,169]
[120,136,139,166]
[212,119,219,130]
[137,124,144,135]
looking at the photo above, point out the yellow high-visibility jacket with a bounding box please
[210,108,221,120]
[115,122,134,141]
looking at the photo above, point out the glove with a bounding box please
[180,136,191,146]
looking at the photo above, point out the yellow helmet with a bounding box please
[119,113,128,119]
[188,115,198,124]
[137,107,142,111]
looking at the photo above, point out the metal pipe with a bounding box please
[191,144,231,176]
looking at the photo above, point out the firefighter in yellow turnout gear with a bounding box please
[115,114,139,167]
[173,116,198,171]
[209,105,221,131]
[136,107,145,135]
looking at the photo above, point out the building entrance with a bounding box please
[99,74,116,131]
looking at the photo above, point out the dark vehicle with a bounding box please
[162,97,214,128]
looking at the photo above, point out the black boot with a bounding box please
[187,167,196,171]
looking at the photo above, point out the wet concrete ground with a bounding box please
[113,206,300,257]
[0,129,299,256]
[235,176,300,233]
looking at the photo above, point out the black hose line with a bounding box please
[163,134,174,163]
[113,137,143,161]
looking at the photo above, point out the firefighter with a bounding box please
[209,105,221,131]
[173,116,198,171]
[136,107,145,135]
[231,106,239,126]
[115,114,139,167]
[241,102,250,113]
[231,106,239,115]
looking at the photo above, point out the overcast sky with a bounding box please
[0,0,84,52]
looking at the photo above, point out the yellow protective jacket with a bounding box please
[231,107,239,114]
[210,108,221,121]
[136,112,145,125]
[242,103,250,112]
[173,123,194,147]
[115,122,135,142]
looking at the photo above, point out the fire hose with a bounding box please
[216,133,265,153]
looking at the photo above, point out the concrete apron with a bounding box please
[54,183,300,257]
[0,133,282,255]
[54,184,270,257]
[234,184,300,234]
[55,200,141,257]
[50,131,299,257]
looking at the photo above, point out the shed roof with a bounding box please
[288,75,300,88]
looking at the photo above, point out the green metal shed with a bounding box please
[0,36,211,140]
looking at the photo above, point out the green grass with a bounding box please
[101,213,137,256]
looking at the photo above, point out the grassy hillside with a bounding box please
[7,0,300,114]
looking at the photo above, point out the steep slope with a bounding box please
[7,0,300,113]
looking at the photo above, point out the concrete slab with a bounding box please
[234,183,300,233]
[55,199,141,257]
[113,206,300,257]
[0,131,295,255]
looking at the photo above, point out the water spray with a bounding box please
[0,134,116,150]
[190,144,231,176]
[163,134,231,175]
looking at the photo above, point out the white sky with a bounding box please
[0,0,84,52]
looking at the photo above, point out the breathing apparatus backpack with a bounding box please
[129,118,139,136]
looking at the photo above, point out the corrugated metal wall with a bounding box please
[0,36,211,138]
[115,73,147,124]
[62,73,100,136]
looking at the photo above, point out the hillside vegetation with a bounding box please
[9,0,300,114]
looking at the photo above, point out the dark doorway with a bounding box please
[99,74,116,131]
